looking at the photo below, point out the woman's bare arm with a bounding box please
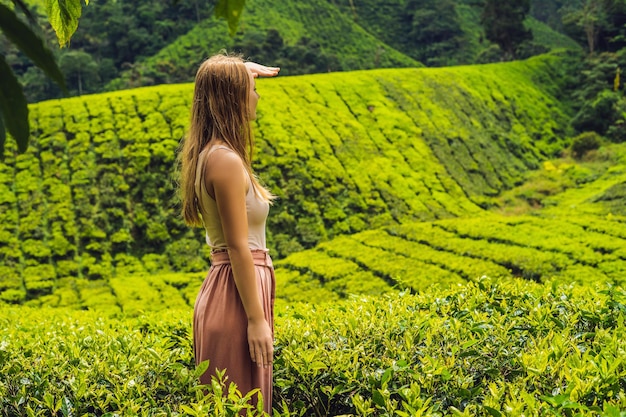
[205,149,273,368]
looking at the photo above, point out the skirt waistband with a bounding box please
[210,249,273,268]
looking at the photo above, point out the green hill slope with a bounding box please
[108,0,421,88]
[0,55,574,305]
[329,0,581,65]
[116,1,581,90]
[121,0,580,88]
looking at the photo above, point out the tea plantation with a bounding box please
[1,53,625,415]
[2,280,625,415]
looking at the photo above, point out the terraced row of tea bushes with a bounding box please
[0,58,569,304]
[18,214,626,315]
[20,270,206,315]
[0,86,205,304]
[538,146,626,217]
[1,279,625,416]
[256,56,570,251]
[276,214,626,303]
[376,54,572,206]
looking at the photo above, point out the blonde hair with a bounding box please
[179,53,273,227]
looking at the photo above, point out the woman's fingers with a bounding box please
[247,319,274,367]
[256,348,263,367]
[264,340,273,367]
[245,62,280,78]
[250,341,273,367]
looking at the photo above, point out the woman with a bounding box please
[178,53,279,414]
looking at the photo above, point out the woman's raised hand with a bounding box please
[245,62,280,78]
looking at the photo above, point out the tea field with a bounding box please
[1,52,626,415]
[1,279,625,416]
[0,54,573,304]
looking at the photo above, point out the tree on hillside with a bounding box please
[0,0,245,157]
[531,0,569,30]
[59,50,100,96]
[556,0,626,144]
[561,0,626,54]
[562,0,608,54]
[481,0,533,60]
[404,0,465,66]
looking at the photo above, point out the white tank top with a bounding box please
[194,145,269,250]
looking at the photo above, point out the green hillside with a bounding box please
[108,0,421,89]
[0,55,575,305]
[328,0,581,66]
[110,0,579,89]
[8,0,582,103]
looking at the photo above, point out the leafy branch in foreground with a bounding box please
[0,1,68,155]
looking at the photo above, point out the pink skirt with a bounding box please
[193,249,275,414]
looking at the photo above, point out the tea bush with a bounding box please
[571,132,603,159]
[1,278,625,416]
[12,212,626,311]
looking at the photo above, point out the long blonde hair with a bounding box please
[179,53,273,227]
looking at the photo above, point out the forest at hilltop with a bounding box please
[4,0,581,103]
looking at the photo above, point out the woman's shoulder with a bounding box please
[203,145,246,181]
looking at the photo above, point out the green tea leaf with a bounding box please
[194,359,209,379]
[371,389,385,407]
[381,367,393,384]
[484,406,503,417]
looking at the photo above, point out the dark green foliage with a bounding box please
[404,0,466,66]
[57,50,99,96]
[73,0,213,69]
[561,0,626,54]
[481,0,533,60]
[530,0,569,30]
[7,0,581,105]
[112,0,420,91]
[571,131,603,158]
[232,30,341,76]
[327,0,576,68]
[569,51,626,142]
[558,1,626,143]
